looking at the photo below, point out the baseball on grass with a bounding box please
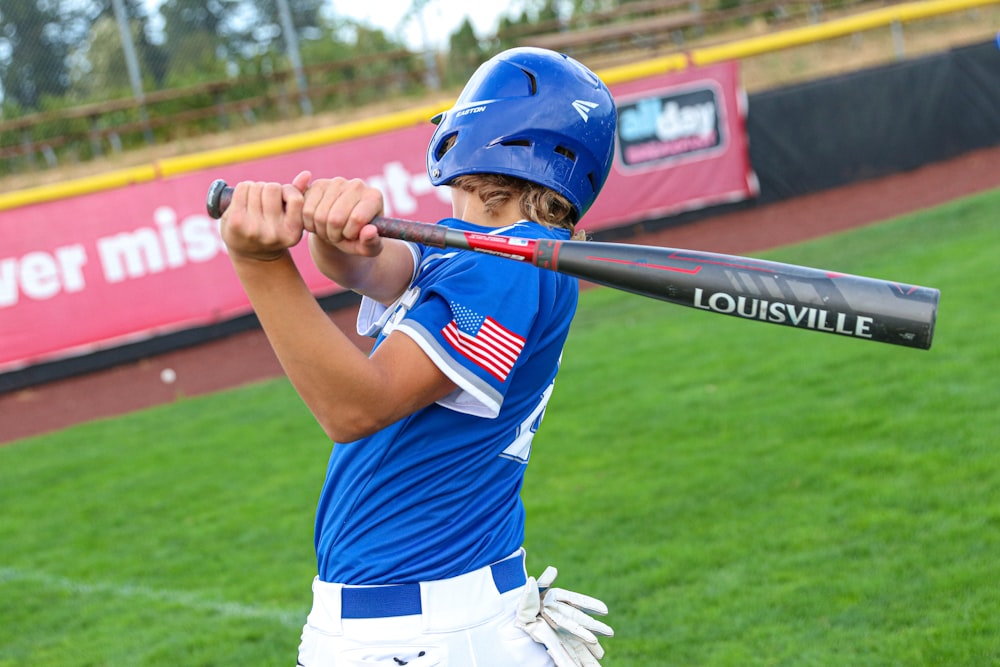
[160,368,177,384]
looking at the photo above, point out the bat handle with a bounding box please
[204,179,450,247]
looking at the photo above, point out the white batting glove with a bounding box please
[515,566,613,667]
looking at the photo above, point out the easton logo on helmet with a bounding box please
[572,99,600,121]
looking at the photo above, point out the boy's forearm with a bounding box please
[228,249,453,442]
[228,251,377,430]
[309,234,414,305]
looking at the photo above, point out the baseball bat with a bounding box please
[207,179,938,350]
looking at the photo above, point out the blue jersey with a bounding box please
[314,219,578,585]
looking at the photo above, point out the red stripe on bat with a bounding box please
[667,252,773,273]
[548,240,560,270]
[463,232,537,261]
[585,255,702,275]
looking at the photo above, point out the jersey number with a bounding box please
[500,383,554,464]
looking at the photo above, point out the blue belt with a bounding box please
[340,553,527,619]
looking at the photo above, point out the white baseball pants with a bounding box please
[296,549,554,666]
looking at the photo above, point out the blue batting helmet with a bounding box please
[426,47,617,221]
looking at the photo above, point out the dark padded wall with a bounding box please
[747,40,1000,203]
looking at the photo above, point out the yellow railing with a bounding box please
[2,0,996,213]
[0,101,451,213]
[597,0,999,83]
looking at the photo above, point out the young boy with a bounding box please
[219,47,617,666]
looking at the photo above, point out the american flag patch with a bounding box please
[442,302,525,382]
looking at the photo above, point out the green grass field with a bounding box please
[2,188,998,666]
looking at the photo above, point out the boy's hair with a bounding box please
[450,174,577,234]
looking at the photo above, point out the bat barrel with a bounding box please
[544,241,939,350]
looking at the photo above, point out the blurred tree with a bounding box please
[542,0,564,19]
[240,0,324,56]
[445,17,485,86]
[522,0,568,22]
[71,16,132,97]
[66,0,169,97]
[0,0,79,111]
[128,0,170,88]
[495,11,531,51]
[156,0,330,82]
[159,0,239,82]
[298,16,406,64]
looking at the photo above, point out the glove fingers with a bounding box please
[536,566,559,590]
[542,610,614,645]
[565,633,606,662]
[543,604,615,638]
[516,577,541,623]
[544,587,609,616]
[579,646,604,666]
[534,622,583,667]
[529,566,612,665]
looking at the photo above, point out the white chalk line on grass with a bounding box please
[0,566,303,627]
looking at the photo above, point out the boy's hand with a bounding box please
[219,178,305,262]
[298,172,386,258]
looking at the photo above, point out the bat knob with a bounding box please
[206,179,231,219]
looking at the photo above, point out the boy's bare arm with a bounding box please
[309,234,415,306]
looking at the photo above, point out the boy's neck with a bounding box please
[450,188,524,228]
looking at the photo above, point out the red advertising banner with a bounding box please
[594,60,757,227]
[0,61,754,376]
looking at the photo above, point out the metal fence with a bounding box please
[0,0,975,179]
[0,0,448,174]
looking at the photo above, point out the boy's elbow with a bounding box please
[315,409,384,444]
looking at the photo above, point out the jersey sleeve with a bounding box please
[395,248,544,418]
[355,242,421,337]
